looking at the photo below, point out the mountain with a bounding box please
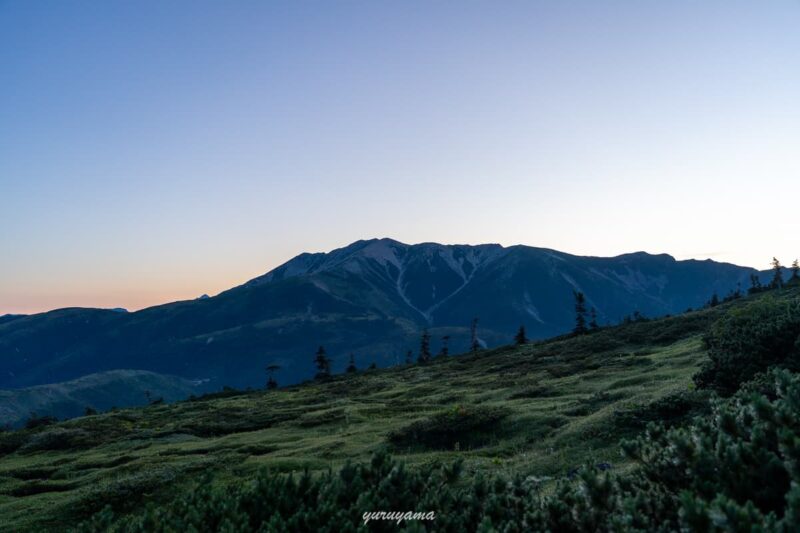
[0,239,762,390]
[0,370,199,428]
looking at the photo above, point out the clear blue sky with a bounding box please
[2,1,799,314]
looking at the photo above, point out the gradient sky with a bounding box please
[2,1,799,315]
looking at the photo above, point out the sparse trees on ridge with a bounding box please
[266,364,281,390]
[314,346,331,379]
[439,335,450,357]
[708,292,720,308]
[470,318,480,353]
[573,291,588,335]
[514,325,527,345]
[749,274,764,294]
[418,329,431,363]
[771,257,784,289]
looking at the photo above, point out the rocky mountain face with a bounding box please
[0,239,760,390]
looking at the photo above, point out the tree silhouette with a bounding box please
[573,291,588,334]
[708,293,720,308]
[589,307,599,331]
[771,257,784,289]
[346,354,357,373]
[314,346,331,379]
[438,335,450,357]
[470,317,480,353]
[749,273,763,294]
[418,329,432,363]
[266,364,281,390]
[791,260,799,282]
[514,325,527,345]
[405,350,413,365]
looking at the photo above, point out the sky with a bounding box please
[1,1,799,315]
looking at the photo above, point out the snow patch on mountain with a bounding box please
[523,292,545,324]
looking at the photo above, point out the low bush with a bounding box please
[387,405,508,451]
[694,296,800,395]
[20,428,95,453]
[614,389,710,430]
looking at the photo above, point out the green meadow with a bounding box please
[0,298,738,530]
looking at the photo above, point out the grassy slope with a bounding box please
[0,301,731,531]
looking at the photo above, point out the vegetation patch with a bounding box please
[295,407,346,428]
[508,384,560,399]
[388,405,509,451]
[614,389,709,430]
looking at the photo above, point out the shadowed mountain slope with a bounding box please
[0,239,761,389]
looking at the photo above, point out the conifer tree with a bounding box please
[791,259,799,282]
[266,364,281,390]
[514,325,527,345]
[438,335,450,357]
[708,293,720,307]
[314,346,331,379]
[346,354,357,374]
[418,329,431,363]
[573,291,588,334]
[589,307,599,331]
[749,273,763,294]
[771,257,784,288]
[405,350,413,365]
[470,317,480,353]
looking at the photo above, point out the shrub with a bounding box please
[387,405,508,451]
[20,428,94,453]
[694,296,800,395]
[24,413,58,429]
[614,389,710,430]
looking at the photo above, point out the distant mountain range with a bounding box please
[0,238,764,391]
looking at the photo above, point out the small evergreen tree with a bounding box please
[405,349,413,365]
[573,291,588,334]
[346,354,357,373]
[770,257,784,288]
[84,406,97,416]
[514,325,527,345]
[748,273,763,294]
[708,292,720,307]
[791,259,799,282]
[314,346,331,379]
[368,362,377,370]
[470,317,480,353]
[266,364,281,390]
[589,307,599,331]
[418,329,431,363]
[438,335,450,357]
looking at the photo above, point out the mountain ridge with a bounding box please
[0,239,764,391]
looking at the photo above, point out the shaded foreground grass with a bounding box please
[0,302,731,531]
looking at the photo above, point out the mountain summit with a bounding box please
[0,239,759,389]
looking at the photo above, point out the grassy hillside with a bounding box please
[0,294,743,532]
[0,370,200,429]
